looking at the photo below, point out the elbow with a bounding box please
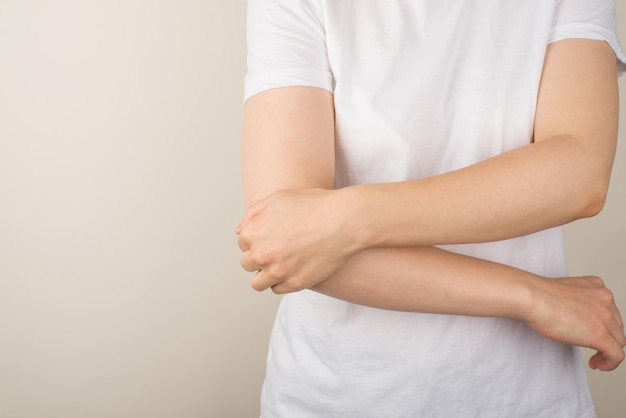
[574,141,614,219]
[580,182,609,218]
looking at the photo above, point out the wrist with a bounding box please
[512,274,550,324]
[336,185,379,253]
[458,264,544,320]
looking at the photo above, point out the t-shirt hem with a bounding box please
[244,67,335,103]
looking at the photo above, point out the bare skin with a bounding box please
[237,39,626,371]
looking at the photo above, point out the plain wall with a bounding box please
[0,1,623,417]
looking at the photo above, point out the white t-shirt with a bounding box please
[244,1,626,417]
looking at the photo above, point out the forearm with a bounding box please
[345,134,613,249]
[341,40,617,251]
[312,245,535,319]
[311,244,625,371]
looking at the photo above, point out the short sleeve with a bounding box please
[549,0,626,75]
[243,0,334,103]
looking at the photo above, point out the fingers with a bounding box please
[239,247,289,292]
[615,306,625,329]
[530,276,625,372]
[598,289,626,363]
[607,291,624,330]
[240,249,261,272]
[250,270,277,292]
[579,277,626,370]
[600,301,626,350]
[240,248,307,294]
[588,307,626,372]
[594,341,625,371]
[589,347,625,371]
[248,269,297,294]
[586,322,624,371]
[589,351,607,371]
[236,201,283,292]
[608,312,626,348]
[237,234,250,252]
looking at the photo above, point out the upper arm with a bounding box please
[242,0,335,207]
[241,87,336,208]
[534,39,619,176]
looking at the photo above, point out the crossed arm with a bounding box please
[237,39,626,370]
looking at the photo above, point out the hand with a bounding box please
[236,188,360,294]
[525,276,625,371]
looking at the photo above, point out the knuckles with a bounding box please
[237,234,250,252]
[597,287,616,305]
[251,247,275,268]
[236,227,253,245]
[597,305,614,325]
[586,275,606,288]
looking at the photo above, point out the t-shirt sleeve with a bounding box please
[243,0,334,103]
[549,0,626,75]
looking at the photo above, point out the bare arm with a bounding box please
[348,39,619,248]
[241,86,335,207]
[237,40,625,369]
[237,85,625,371]
[312,246,625,371]
[238,39,619,289]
